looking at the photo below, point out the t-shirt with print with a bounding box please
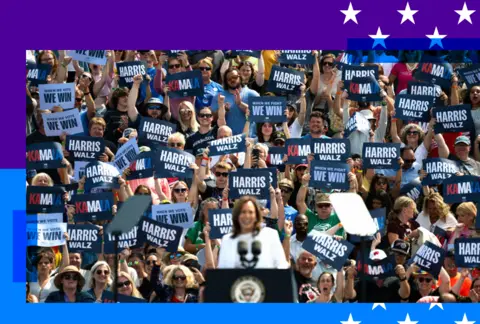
[391,63,414,94]
[185,125,218,155]
[448,153,480,176]
[305,208,344,237]
[195,81,223,112]
[294,270,319,303]
[185,221,205,245]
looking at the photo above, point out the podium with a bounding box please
[204,269,297,303]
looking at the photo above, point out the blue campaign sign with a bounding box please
[103,224,144,254]
[83,161,120,192]
[26,186,66,214]
[394,94,433,122]
[248,97,287,123]
[341,64,379,88]
[117,62,147,88]
[350,208,387,243]
[67,224,102,253]
[362,143,400,169]
[229,169,270,199]
[355,254,396,279]
[421,158,460,186]
[443,175,480,204]
[311,138,350,162]
[414,58,453,89]
[412,241,445,277]
[400,178,423,201]
[267,146,286,172]
[26,63,51,85]
[65,135,105,161]
[26,142,64,170]
[278,51,315,65]
[267,66,304,95]
[309,161,350,190]
[72,192,114,222]
[454,238,480,268]
[127,151,154,180]
[286,138,311,164]
[347,76,381,102]
[433,104,474,133]
[165,70,204,98]
[302,231,355,271]
[457,64,480,89]
[154,146,195,179]
[208,134,246,157]
[230,50,261,58]
[334,51,362,70]
[138,117,176,147]
[343,112,370,138]
[266,167,278,189]
[101,290,147,303]
[138,216,183,252]
[208,209,233,239]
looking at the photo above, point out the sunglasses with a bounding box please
[228,75,240,81]
[407,131,419,135]
[417,277,433,283]
[75,97,83,102]
[180,109,192,114]
[377,181,387,185]
[127,261,140,266]
[63,273,79,281]
[323,62,334,67]
[316,203,331,209]
[169,253,183,259]
[168,142,183,148]
[404,159,416,164]
[198,113,213,118]
[116,280,132,288]
[199,67,212,71]
[173,275,187,281]
[146,260,157,266]
[96,270,110,275]
[169,64,181,69]
[81,74,92,80]
[174,188,188,193]
[215,172,229,178]
[148,105,163,110]
[280,187,293,194]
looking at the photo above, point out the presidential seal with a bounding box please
[230,276,266,303]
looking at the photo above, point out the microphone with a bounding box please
[237,240,261,269]
[251,241,261,257]
[238,241,248,258]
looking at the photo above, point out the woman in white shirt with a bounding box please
[217,196,289,269]
[29,249,59,302]
[416,191,457,232]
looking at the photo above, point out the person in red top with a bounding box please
[389,50,422,94]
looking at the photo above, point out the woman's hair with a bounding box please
[462,85,480,105]
[112,271,143,298]
[223,67,240,90]
[110,88,129,110]
[200,197,219,222]
[168,132,186,146]
[37,51,58,76]
[400,124,425,145]
[398,50,422,63]
[238,61,256,86]
[172,181,189,203]
[34,248,55,268]
[163,265,197,289]
[367,174,391,198]
[89,117,107,131]
[128,253,145,263]
[231,196,263,238]
[168,56,186,68]
[253,143,269,156]
[215,162,232,172]
[366,189,392,215]
[134,185,151,195]
[255,123,274,144]
[31,173,54,186]
[319,53,336,74]
[287,104,298,127]
[88,261,113,289]
[198,58,213,70]
[317,272,335,288]
[456,202,477,219]
[422,192,451,222]
[178,101,199,132]
[388,196,417,222]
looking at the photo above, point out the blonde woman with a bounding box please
[167,132,186,151]
[177,101,199,137]
[416,192,457,232]
[113,271,143,299]
[386,196,420,245]
[87,261,113,302]
[449,202,477,242]
[391,122,434,162]
[151,265,199,303]
[31,172,54,187]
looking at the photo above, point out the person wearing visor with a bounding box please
[436,134,480,176]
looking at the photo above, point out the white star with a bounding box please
[455,314,476,324]
[426,27,447,49]
[341,314,361,324]
[372,303,387,310]
[398,2,418,24]
[455,2,475,24]
[398,314,418,324]
[429,303,443,310]
[341,2,361,24]
[369,27,390,48]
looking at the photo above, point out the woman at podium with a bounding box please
[217,196,290,269]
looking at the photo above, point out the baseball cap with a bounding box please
[391,239,410,256]
[314,193,331,205]
[455,135,470,146]
[369,249,387,261]
[279,179,294,190]
[272,131,286,143]
[295,164,308,170]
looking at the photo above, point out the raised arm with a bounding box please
[433,125,450,158]
[217,95,227,127]
[450,75,460,106]
[188,164,200,208]
[297,83,307,126]
[390,117,402,143]
[127,75,142,122]
[60,232,70,272]
[202,223,216,270]
[296,173,310,214]
[255,52,265,87]
[310,51,321,95]
[55,51,70,84]
[282,220,293,266]
[197,148,209,193]
[438,266,452,294]
[154,178,169,202]
[374,99,389,142]
[335,269,345,302]
[275,188,286,231]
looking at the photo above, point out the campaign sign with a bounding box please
[103,224,143,254]
[362,143,400,169]
[343,112,370,138]
[267,146,286,172]
[248,97,287,123]
[334,51,361,69]
[208,134,246,157]
[267,66,303,94]
[278,51,315,65]
[151,202,194,229]
[286,138,311,164]
[39,83,75,110]
[138,118,176,146]
[138,217,183,252]
[101,291,147,303]
[394,94,433,122]
[113,138,139,173]
[302,231,355,271]
[74,161,89,181]
[72,192,114,222]
[43,109,84,136]
[443,175,480,204]
[165,70,204,98]
[27,142,64,170]
[26,213,63,224]
[355,255,396,279]
[27,222,67,247]
[433,226,448,247]
[208,209,233,239]
[347,76,381,102]
[154,146,195,179]
[311,138,350,162]
[349,208,387,243]
[127,151,154,180]
[67,224,102,253]
[60,182,79,203]
[84,161,120,192]
[454,238,480,268]
[26,63,51,85]
[421,158,460,186]
[117,61,147,88]
[65,135,104,161]
[229,169,270,199]
[27,186,65,214]
[230,50,261,58]
[266,167,278,189]
[433,104,474,133]
[414,60,453,89]
[407,81,441,98]
[457,64,480,88]
[309,161,350,190]
[68,50,107,66]
[400,178,423,201]
[341,65,379,88]
[412,241,445,277]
